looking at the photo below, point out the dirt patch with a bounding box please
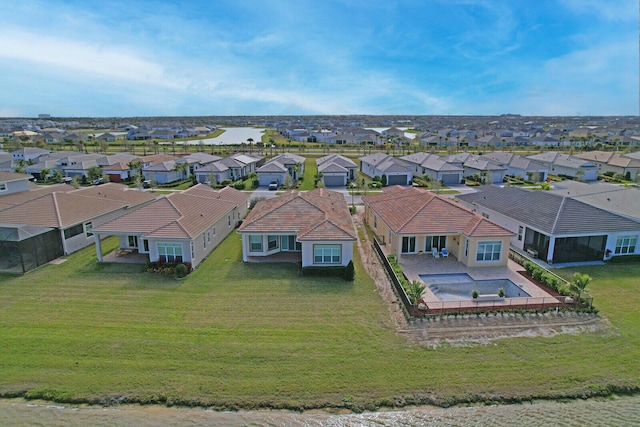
[352,205,609,347]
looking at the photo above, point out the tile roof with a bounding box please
[456,185,640,235]
[0,171,32,182]
[238,188,356,241]
[0,192,130,228]
[0,184,71,209]
[363,186,513,237]
[93,184,249,239]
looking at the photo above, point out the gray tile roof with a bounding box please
[456,185,640,235]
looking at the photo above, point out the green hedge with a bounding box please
[524,261,569,295]
[301,265,349,279]
[608,255,640,264]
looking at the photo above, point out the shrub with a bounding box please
[343,260,355,281]
[174,263,189,278]
[220,179,232,187]
[302,266,347,278]
[233,181,246,190]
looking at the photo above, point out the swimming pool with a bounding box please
[419,273,532,301]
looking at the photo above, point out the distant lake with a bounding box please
[186,128,267,145]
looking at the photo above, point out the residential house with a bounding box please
[181,153,222,174]
[359,153,413,185]
[256,153,305,187]
[142,159,189,184]
[237,188,357,267]
[0,183,156,257]
[0,171,33,195]
[219,154,262,181]
[480,152,548,182]
[443,153,507,184]
[96,132,118,142]
[92,185,249,269]
[527,152,598,181]
[456,185,640,264]
[363,186,514,267]
[316,154,357,187]
[97,152,140,182]
[573,151,640,181]
[400,153,463,185]
[193,161,231,185]
[11,147,50,163]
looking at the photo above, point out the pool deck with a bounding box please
[398,254,559,310]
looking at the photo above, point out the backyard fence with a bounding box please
[372,236,420,317]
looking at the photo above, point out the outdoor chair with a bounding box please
[441,248,449,258]
[432,248,440,258]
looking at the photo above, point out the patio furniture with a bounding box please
[431,248,440,258]
[441,248,449,258]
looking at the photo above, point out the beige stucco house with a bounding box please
[363,186,514,267]
[237,188,357,267]
[92,184,249,268]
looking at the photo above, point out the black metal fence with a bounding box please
[372,236,421,317]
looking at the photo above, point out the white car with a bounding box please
[268,180,278,191]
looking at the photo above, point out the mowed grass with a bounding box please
[0,235,638,409]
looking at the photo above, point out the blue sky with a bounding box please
[0,0,637,117]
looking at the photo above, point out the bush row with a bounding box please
[523,261,569,295]
[146,262,192,278]
[301,261,354,281]
[608,254,640,264]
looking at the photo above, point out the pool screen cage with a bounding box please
[0,224,64,274]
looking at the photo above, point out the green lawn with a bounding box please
[0,236,638,409]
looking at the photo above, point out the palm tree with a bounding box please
[127,160,143,180]
[570,273,591,302]
[40,168,51,182]
[173,161,188,180]
[247,138,254,154]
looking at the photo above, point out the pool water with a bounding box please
[419,273,532,301]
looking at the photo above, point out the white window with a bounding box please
[267,235,278,250]
[203,234,206,248]
[476,241,502,262]
[157,243,183,263]
[518,226,523,241]
[0,183,6,192]
[465,239,469,257]
[228,215,231,226]
[207,231,211,243]
[213,227,216,236]
[190,241,194,258]
[314,245,341,264]
[374,215,377,229]
[85,222,93,237]
[249,235,262,252]
[615,235,637,254]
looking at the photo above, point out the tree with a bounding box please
[128,160,143,179]
[40,168,51,182]
[570,272,591,302]
[247,138,254,154]
[52,170,64,183]
[173,161,188,180]
[407,280,426,305]
[87,166,103,181]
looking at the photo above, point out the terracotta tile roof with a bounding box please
[363,186,513,237]
[0,192,130,228]
[0,184,72,210]
[0,171,32,182]
[238,188,356,241]
[70,183,157,205]
[93,185,249,239]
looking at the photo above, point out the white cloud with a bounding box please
[0,29,187,89]
[560,0,637,22]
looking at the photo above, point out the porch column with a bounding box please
[94,235,103,262]
[546,237,556,264]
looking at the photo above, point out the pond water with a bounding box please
[420,273,532,301]
[2,396,638,426]
[185,128,267,145]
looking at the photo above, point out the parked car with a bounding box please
[268,179,278,191]
[142,180,151,189]
[91,178,104,186]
